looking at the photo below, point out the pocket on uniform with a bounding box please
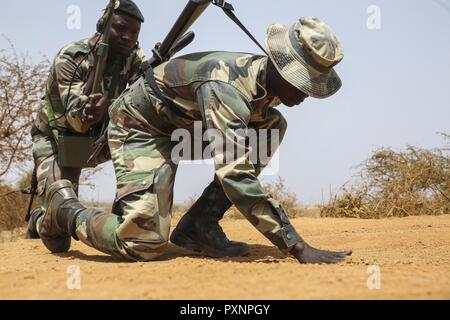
[115,188,167,245]
[114,126,169,203]
[32,134,57,162]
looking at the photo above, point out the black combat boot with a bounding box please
[25,207,44,239]
[39,180,85,253]
[170,181,250,258]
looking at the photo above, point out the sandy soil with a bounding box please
[0,215,449,300]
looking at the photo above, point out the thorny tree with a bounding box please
[0,40,49,179]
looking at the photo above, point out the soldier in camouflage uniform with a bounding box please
[29,0,247,257]
[26,1,146,246]
[38,17,353,263]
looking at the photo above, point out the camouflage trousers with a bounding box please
[74,82,301,261]
[74,91,177,261]
[32,128,110,204]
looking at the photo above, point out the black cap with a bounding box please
[114,0,145,23]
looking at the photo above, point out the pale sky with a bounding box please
[1,0,449,205]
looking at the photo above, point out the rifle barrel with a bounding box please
[92,0,116,95]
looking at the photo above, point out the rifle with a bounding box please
[142,0,264,122]
[24,167,38,222]
[147,0,264,67]
[148,0,212,68]
[91,0,117,97]
[84,0,119,168]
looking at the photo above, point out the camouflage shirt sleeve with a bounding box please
[53,50,92,133]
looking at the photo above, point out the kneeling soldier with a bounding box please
[38,17,352,263]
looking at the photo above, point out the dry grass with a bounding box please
[321,135,449,218]
[0,172,36,235]
[0,186,30,237]
[177,177,319,220]
[221,177,309,220]
[4,135,447,237]
[0,40,49,178]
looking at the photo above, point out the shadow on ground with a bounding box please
[54,243,288,264]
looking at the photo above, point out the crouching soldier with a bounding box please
[37,16,352,263]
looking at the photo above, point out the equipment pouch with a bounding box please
[57,134,95,168]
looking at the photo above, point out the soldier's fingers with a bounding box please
[320,247,352,256]
[331,250,352,257]
[316,254,338,264]
[84,105,100,115]
[86,115,98,124]
[84,104,93,112]
[314,249,350,263]
[88,93,103,101]
[323,252,346,264]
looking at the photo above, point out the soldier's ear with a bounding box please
[96,10,109,33]
[96,17,105,33]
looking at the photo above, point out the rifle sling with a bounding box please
[217,2,268,56]
[144,66,195,121]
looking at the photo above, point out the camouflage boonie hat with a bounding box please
[265,16,344,99]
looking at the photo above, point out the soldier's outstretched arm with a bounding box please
[196,81,351,264]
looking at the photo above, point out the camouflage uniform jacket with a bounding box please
[148,51,281,131]
[33,37,146,136]
[67,51,300,262]
[113,51,299,252]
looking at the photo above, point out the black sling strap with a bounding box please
[213,0,269,56]
[139,1,268,125]
[144,66,196,121]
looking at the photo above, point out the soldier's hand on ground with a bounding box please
[84,93,110,125]
[290,241,352,264]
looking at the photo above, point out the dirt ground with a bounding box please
[1,215,449,300]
